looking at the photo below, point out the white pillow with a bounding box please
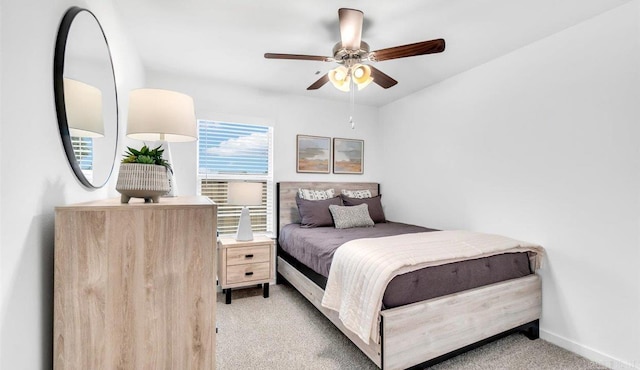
[298,188,336,200]
[341,189,372,199]
[329,203,374,229]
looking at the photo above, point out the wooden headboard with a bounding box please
[277,181,380,234]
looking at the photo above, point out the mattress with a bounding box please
[278,222,532,309]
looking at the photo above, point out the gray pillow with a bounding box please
[296,196,343,228]
[341,194,386,223]
[329,203,375,229]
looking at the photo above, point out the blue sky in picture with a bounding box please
[198,120,269,175]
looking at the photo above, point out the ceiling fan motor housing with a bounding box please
[333,41,370,64]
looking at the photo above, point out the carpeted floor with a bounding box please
[216,284,606,369]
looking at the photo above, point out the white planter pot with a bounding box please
[115,163,170,203]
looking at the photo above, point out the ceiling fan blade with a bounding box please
[369,66,397,89]
[371,39,445,62]
[307,74,330,90]
[338,8,364,50]
[264,53,330,62]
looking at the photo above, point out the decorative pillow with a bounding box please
[341,189,372,199]
[341,194,387,223]
[296,195,343,228]
[329,203,375,229]
[298,188,336,200]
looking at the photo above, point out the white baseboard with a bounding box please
[541,329,639,370]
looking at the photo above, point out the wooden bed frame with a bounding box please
[276,182,541,370]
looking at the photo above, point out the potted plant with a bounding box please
[116,144,172,203]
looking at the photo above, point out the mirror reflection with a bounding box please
[54,7,118,188]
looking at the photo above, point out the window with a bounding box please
[197,120,274,236]
[71,136,94,182]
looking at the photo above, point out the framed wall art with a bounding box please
[333,138,363,174]
[296,135,331,173]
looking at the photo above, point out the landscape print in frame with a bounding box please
[333,138,364,174]
[296,135,331,173]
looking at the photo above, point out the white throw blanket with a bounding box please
[321,230,544,344]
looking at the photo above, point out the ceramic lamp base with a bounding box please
[235,207,253,241]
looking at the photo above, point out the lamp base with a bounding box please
[153,140,178,197]
[235,206,253,241]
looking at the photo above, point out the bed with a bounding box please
[276,181,542,370]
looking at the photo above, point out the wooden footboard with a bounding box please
[380,274,541,370]
[277,256,541,370]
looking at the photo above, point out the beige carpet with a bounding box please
[216,284,606,369]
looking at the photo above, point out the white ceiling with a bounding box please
[113,0,629,107]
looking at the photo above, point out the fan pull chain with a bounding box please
[349,76,356,129]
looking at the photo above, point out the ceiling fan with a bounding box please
[264,8,445,91]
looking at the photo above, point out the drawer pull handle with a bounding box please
[245,254,254,259]
[245,272,254,276]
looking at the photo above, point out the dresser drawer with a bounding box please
[226,245,271,266]
[226,262,270,284]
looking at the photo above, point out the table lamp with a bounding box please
[227,182,263,241]
[64,78,104,138]
[126,88,197,196]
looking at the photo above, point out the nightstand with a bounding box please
[217,235,275,304]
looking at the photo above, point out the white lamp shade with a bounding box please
[227,182,263,206]
[64,78,104,138]
[126,88,197,142]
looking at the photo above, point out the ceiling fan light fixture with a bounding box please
[352,64,371,82]
[357,77,373,91]
[329,66,351,91]
[335,66,348,81]
[332,77,351,92]
[352,64,373,90]
[328,64,374,92]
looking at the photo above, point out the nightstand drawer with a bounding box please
[227,262,270,284]
[226,245,271,266]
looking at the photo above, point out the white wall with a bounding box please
[0,0,145,368]
[380,3,640,369]
[2,0,638,368]
[0,0,3,359]
[144,70,382,193]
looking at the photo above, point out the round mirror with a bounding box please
[54,7,118,188]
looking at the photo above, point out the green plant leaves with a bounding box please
[121,144,172,172]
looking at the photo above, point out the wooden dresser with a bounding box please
[54,196,217,369]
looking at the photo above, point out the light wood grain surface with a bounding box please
[278,256,541,370]
[277,182,379,230]
[54,197,217,369]
[218,236,275,289]
[381,275,541,370]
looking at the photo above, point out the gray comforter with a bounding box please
[278,222,435,277]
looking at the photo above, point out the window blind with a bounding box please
[197,120,274,236]
[71,136,94,182]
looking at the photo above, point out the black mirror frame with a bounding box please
[54,6,119,189]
